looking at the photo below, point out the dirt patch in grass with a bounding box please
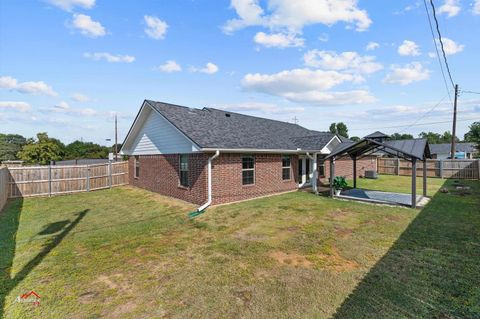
[270,251,313,268]
[107,301,138,318]
[234,231,267,242]
[78,291,98,304]
[328,209,353,220]
[96,274,133,294]
[317,247,359,272]
[335,226,353,239]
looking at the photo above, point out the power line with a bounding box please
[349,117,477,132]
[460,90,480,95]
[422,0,453,101]
[396,92,451,134]
[428,0,455,88]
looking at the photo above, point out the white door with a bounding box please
[298,157,313,188]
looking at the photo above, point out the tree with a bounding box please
[17,133,65,165]
[390,133,414,140]
[464,122,480,157]
[0,133,27,161]
[418,131,459,144]
[350,136,360,142]
[64,140,109,160]
[329,122,349,138]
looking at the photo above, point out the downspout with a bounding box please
[306,152,318,194]
[197,150,220,212]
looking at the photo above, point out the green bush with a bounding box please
[333,176,347,190]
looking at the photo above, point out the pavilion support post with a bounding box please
[353,156,357,189]
[411,158,417,208]
[423,159,427,197]
[330,157,335,198]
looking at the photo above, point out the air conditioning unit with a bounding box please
[364,170,378,179]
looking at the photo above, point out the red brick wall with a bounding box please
[318,156,377,184]
[128,154,208,205]
[211,153,299,205]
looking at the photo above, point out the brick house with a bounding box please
[120,100,376,209]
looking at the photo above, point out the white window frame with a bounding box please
[242,155,255,185]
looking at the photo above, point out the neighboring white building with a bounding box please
[430,143,477,159]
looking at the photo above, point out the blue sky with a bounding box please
[1,0,479,145]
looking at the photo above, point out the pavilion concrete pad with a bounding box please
[338,189,430,208]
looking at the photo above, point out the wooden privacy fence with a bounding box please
[0,167,8,211]
[378,158,480,180]
[6,161,129,198]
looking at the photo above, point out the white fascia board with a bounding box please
[320,135,342,154]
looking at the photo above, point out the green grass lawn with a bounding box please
[347,174,446,196]
[1,179,479,318]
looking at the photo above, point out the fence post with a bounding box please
[86,165,90,191]
[439,160,444,179]
[108,161,112,188]
[48,165,52,196]
[477,159,480,180]
[397,158,400,176]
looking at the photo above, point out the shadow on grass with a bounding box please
[333,179,480,318]
[0,201,88,319]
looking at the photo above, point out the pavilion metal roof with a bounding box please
[326,138,431,161]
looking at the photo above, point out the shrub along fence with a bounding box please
[4,161,128,199]
[378,158,480,180]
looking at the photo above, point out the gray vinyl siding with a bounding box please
[129,109,199,155]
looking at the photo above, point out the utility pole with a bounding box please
[114,114,118,161]
[450,84,458,159]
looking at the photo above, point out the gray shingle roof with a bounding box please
[364,131,390,139]
[429,142,476,154]
[146,100,336,151]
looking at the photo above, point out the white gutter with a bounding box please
[201,148,319,154]
[306,152,318,194]
[197,150,220,212]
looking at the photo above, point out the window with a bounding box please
[282,155,291,180]
[318,160,325,177]
[242,155,255,185]
[134,156,140,178]
[179,154,189,187]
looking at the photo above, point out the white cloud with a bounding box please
[191,62,219,74]
[53,101,71,111]
[383,62,430,85]
[71,93,90,102]
[72,14,106,38]
[242,68,375,105]
[437,37,464,55]
[223,0,372,34]
[0,101,31,112]
[365,41,379,51]
[0,75,57,96]
[46,101,98,116]
[47,0,95,11]
[398,40,421,56]
[303,50,383,74]
[144,15,168,40]
[318,33,329,42]
[84,52,135,63]
[439,0,461,17]
[253,32,304,48]
[474,0,480,14]
[394,2,421,15]
[215,102,304,114]
[156,60,182,73]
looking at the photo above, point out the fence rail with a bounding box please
[0,168,8,211]
[378,158,479,180]
[6,161,129,198]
